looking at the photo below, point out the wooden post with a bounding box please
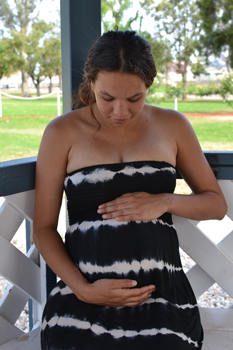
[60,0,101,113]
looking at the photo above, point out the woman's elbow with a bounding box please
[215,196,228,220]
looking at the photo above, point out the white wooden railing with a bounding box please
[0,153,233,349]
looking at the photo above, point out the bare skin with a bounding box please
[33,71,227,308]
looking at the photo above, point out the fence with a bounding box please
[0,90,62,118]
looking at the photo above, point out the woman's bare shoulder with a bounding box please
[43,106,92,140]
[146,104,188,123]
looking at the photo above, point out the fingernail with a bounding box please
[102,214,107,219]
[148,294,152,298]
[132,280,137,287]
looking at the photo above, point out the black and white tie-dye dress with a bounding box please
[41,161,203,350]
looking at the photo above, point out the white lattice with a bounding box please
[0,191,46,347]
[0,181,233,349]
[174,180,233,301]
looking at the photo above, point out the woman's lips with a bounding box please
[111,118,129,124]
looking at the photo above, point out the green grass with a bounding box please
[149,100,233,114]
[190,117,233,143]
[0,116,53,161]
[1,90,233,117]
[0,115,232,162]
[1,93,63,117]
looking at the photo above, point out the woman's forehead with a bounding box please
[95,71,146,90]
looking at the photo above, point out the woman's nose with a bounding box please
[113,101,128,117]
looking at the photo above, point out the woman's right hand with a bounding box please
[78,279,156,307]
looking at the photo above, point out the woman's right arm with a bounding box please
[33,116,155,307]
[33,118,91,297]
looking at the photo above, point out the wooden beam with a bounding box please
[60,0,101,113]
[0,157,36,196]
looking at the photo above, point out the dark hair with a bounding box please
[73,29,157,109]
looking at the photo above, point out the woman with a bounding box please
[33,30,227,350]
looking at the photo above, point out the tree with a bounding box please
[197,0,233,70]
[43,36,61,93]
[141,0,202,100]
[4,19,53,96]
[142,32,173,84]
[191,59,207,77]
[0,40,11,79]
[101,0,139,32]
[25,21,54,96]
[0,0,42,96]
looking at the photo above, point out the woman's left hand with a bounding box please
[97,192,168,222]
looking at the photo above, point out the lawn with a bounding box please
[0,117,53,161]
[190,116,233,151]
[1,92,63,117]
[1,89,233,117]
[149,99,233,114]
[0,94,233,162]
[0,114,232,162]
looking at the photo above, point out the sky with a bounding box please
[38,0,157,35]
[0,1,157,36]
[0,0,226,66]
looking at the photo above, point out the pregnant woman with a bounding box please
[33,29,227,350]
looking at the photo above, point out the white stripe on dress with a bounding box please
[79,258,182,275]
[41,316,198,347]
[68,218,175,233]
[65,165,175,187]
[49,286,196,310]
[50,285,73,297]
[140,297,197,309]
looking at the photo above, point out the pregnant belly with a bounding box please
[65,219,180,288]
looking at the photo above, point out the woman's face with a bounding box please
[91,71,147,127]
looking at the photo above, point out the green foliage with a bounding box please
[0,0,52,96]
[197,0,233,69]
[191,60,207,76]
[42,36,61,92]
[166,84,186,98]
[187,83,219,97]
[186,75,233,108]
[0,0,39,32]
[0,40,11,79]
[142,33,173,79]
[141,0,202,99]
[4,19,54,96]
[101,0,139,31]
[218,74,233,108]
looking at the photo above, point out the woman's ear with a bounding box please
[90,80,94,92]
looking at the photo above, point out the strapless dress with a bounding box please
[41,161,203,349]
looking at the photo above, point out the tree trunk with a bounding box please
[21,71,31,97]
[36,82,40,97]
[48,76,52,93]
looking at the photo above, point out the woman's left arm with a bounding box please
[169,112,227,220]
[98,113,227,221]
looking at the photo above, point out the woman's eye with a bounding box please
[103,97,113,102]
[128,98,140,103]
